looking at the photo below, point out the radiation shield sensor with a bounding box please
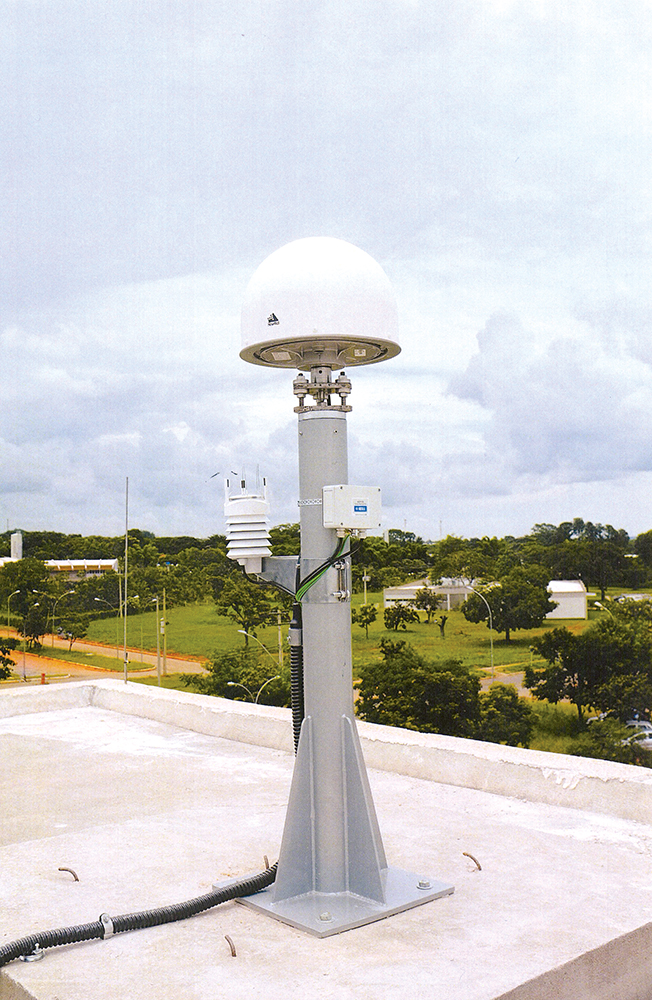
[223,476,271,575]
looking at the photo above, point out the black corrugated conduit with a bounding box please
[288,601,304,753]
[0,864,278,968]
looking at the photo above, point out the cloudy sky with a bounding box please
[3,0,652,542]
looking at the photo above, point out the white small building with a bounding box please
[546,579,590,620]
[384,577,593,619]
[383,580,425,608]
[383,577,473,610]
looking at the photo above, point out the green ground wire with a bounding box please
[296,536,349,601]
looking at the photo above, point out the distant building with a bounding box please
[45,559,119,580]
[0,554,118,579]
[546,580,591,620]
[383,577,593,620]
[383,577,472,610]
[0,530,24,568]
[10,531,22,560]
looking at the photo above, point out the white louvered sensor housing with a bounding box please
[224,478,271,574]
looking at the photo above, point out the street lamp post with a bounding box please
[151,597,161,685]
[227,680,254,701]
[237,629,279,667]
[595,601,615,619]
[7,590,19,629]
[162,588,167,677]
[22,601,40,681]
[467,585,495,678]
[51,590,75,645]
[94,598,121,658]
[227,675,281,704]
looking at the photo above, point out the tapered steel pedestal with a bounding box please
[230,382,453,936]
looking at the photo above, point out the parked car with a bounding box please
[622,722,652,749]
[625,720,652,733]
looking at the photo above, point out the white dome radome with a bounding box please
[240,237,400,370]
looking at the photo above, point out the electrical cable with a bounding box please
[296,536,352,601]
[239,564,295,597]
[0,865,278,969]
[238,535,359,602]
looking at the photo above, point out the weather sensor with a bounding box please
[234,237,453,936]
[223,476,271,574]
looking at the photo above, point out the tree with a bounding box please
[383,603,420,631]
[477,684,534,747]
[269,523,301,555]
[0,639,16,680]
[414,587,442,624]
[356,639,481,737]
[461,566,556,642]
[587,620,652,721]
[0,557,51,618]
[18,606,48,649]
[523,519,630,599]
[214,576,285,642]
[634,529,652,568]
[357,640,536,746]
[356,640,535,746]
[428,534,507,584]
[181,647,289,707]
[351,603,378,638]
[526,619,652,722]
[526,626,604,721]
[60,617,89,650]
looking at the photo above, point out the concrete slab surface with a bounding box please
[1,682,652,1000]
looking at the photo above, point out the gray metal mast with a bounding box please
[231,237,453,936]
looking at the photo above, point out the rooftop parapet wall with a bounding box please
[2,680,652,825]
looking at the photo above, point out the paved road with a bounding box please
[0,629,208,688]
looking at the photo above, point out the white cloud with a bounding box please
[4,0,652,539]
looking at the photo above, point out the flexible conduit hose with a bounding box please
[0,864,278,968]
[288,602,304,753]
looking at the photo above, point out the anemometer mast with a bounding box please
[235,237,453,935]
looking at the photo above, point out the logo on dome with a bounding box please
[267,313,279,326]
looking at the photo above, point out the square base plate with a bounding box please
[217,867,454,938]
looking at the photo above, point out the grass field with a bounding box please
[529,701,583,754]
[85,595,627,758]
[86,603,242,661]
[85,593,601,676]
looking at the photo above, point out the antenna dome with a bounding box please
[240,237,400,370]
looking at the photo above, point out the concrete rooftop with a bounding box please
[2,680,652,1000]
